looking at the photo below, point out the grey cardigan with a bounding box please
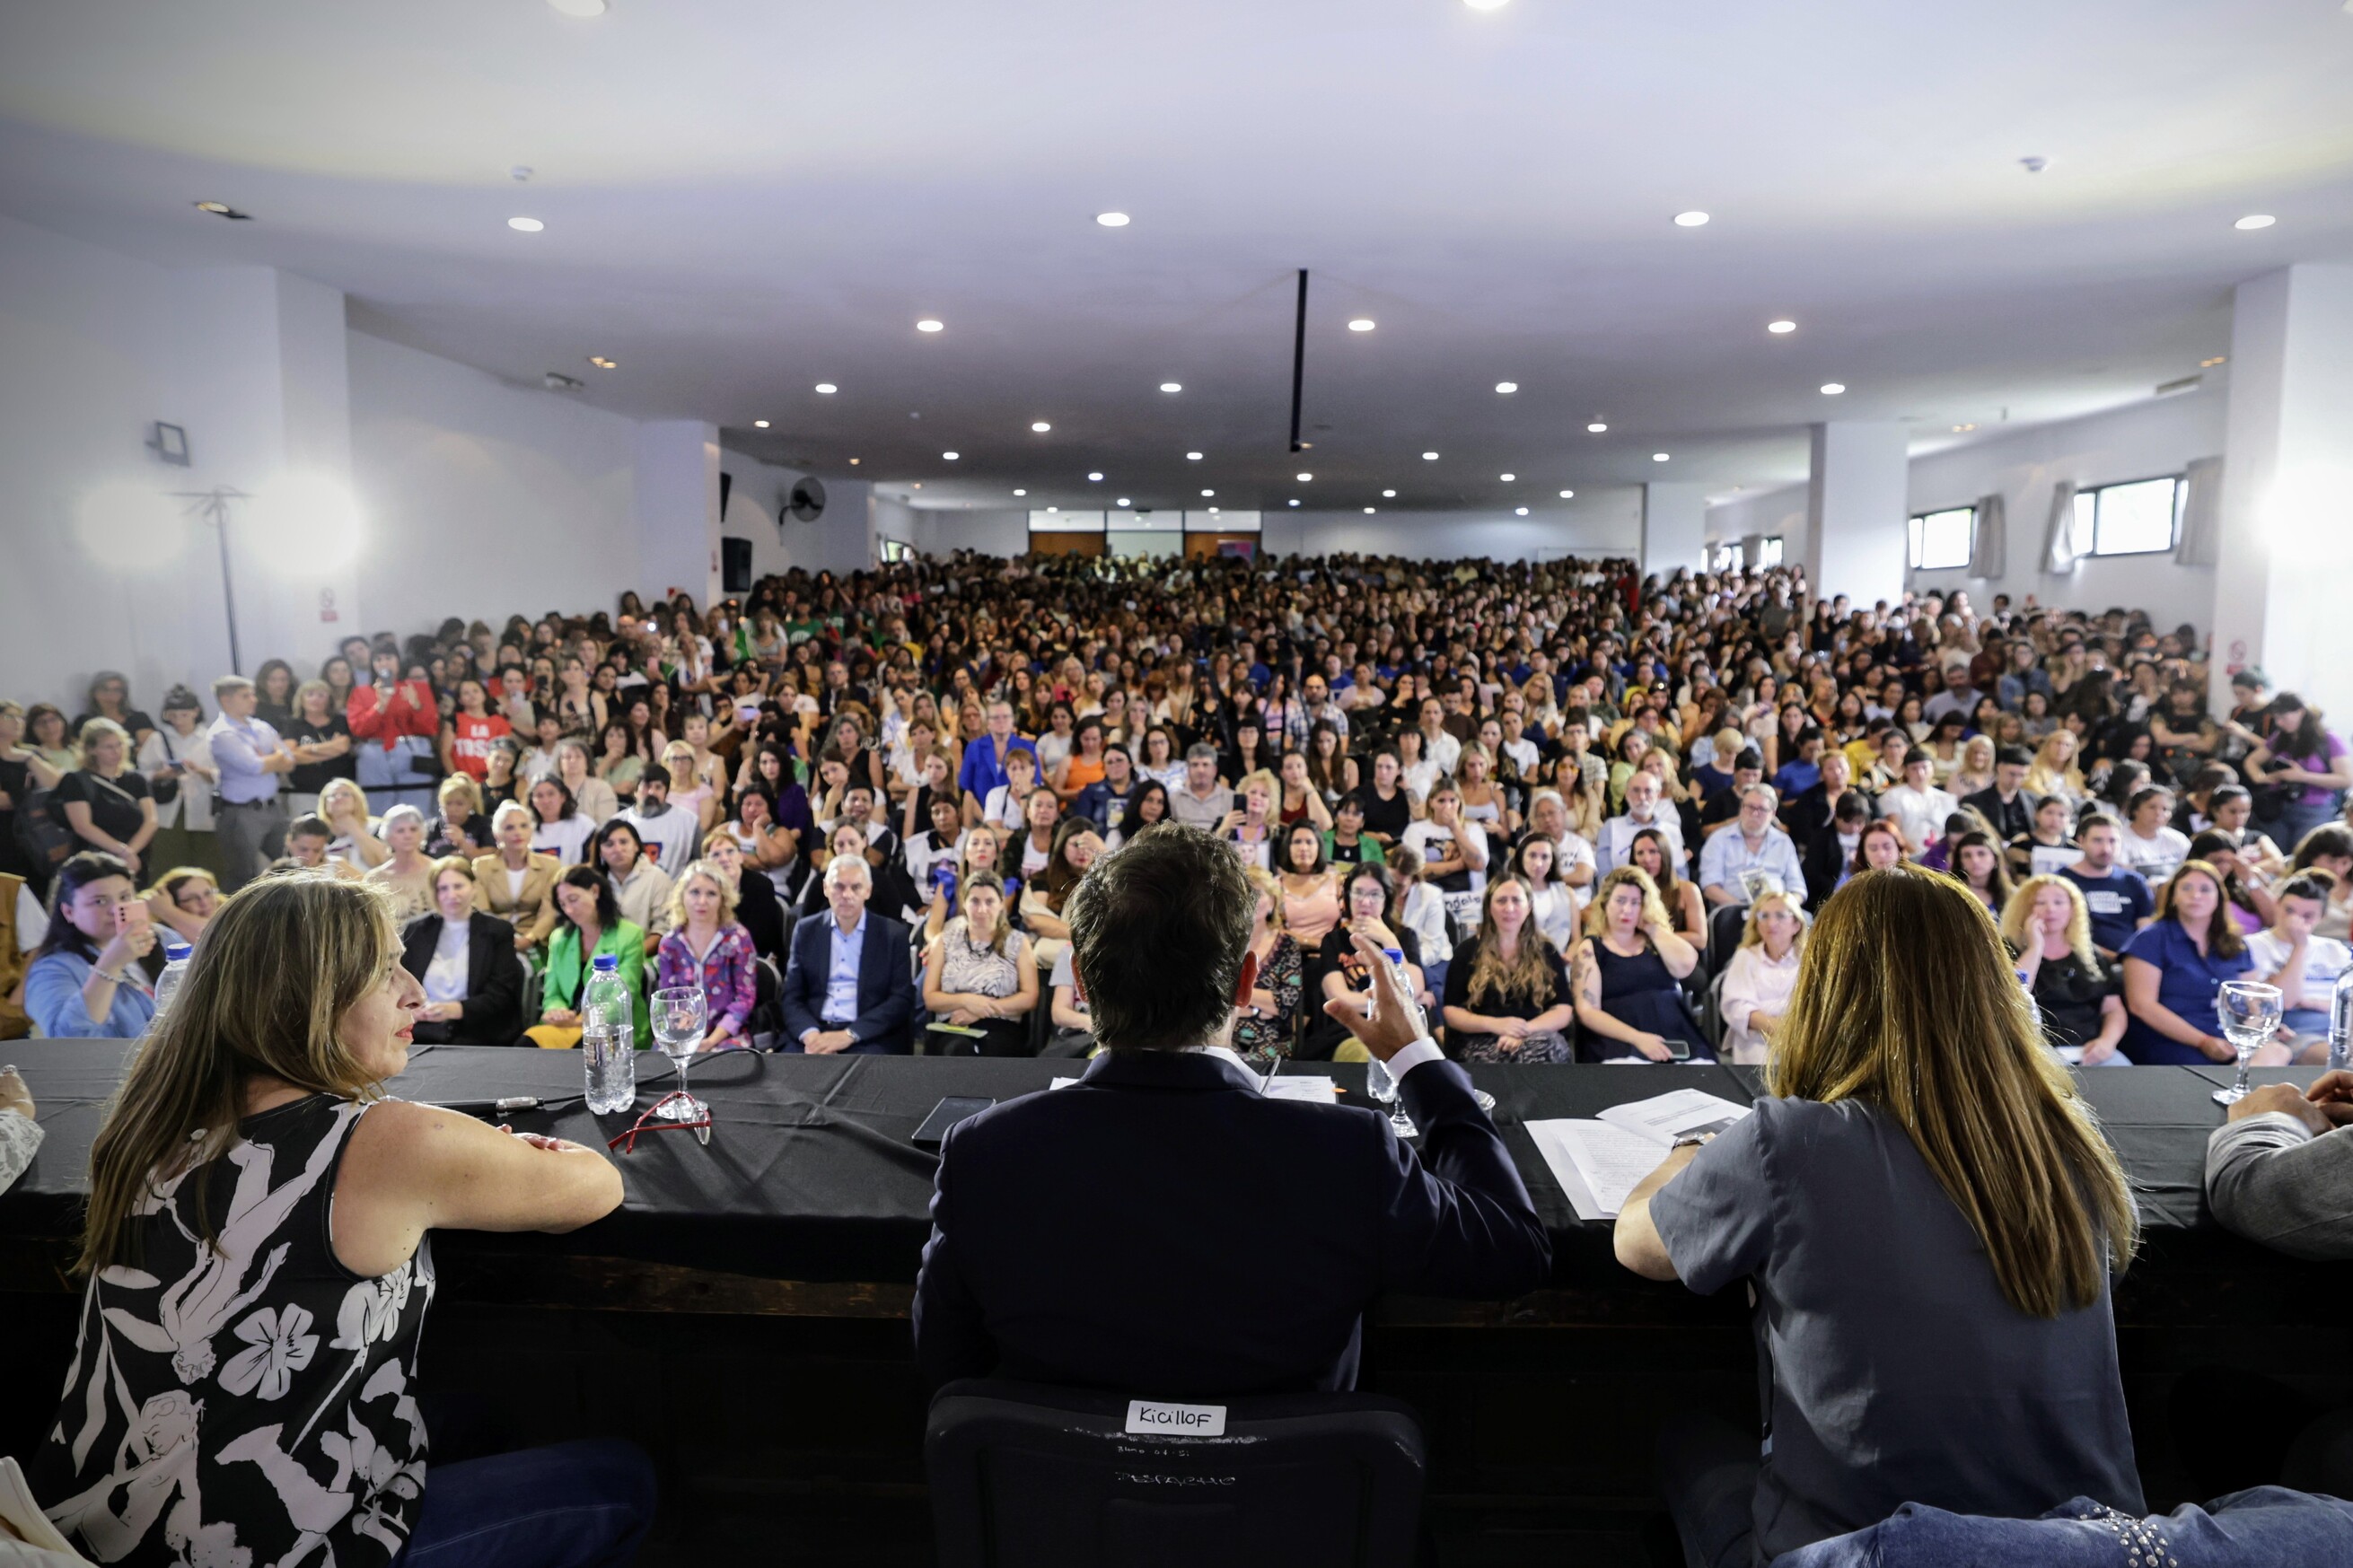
[2205,1114,2353,1260]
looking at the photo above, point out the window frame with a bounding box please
[1906,504,1976,572]
[2069,474,2185,559]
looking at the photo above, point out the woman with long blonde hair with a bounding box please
[2001,874,2129,1064]
[2024,728,2087,806]
[1615,865,2143,1566]
[35,872,648,1566]
[1568,864,1707,1061]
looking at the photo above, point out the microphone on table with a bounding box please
[432,1095,553,1116]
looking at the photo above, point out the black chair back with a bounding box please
[1706,901,1750,977]
[926,1378,1427,1568]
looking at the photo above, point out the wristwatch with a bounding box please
[1671,1133,1715,1151]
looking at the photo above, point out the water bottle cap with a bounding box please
[1383,947,1404,962]
[164,942,192,960]
[591,953,619,970]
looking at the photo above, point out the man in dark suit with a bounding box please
[780,854,915,1055]
[1779,748,1874,857]
[1962,745,2041,845]
[914,824,1552,1397]
[1801,790,1874,909]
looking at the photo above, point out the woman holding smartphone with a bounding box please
[23,851,158,1038]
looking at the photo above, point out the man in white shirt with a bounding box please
[1699,785,1809,908]
[619,764,701,876]
[1878,756,1956,858]
[1594,772,1688,874]
[2244,872,2352,1059]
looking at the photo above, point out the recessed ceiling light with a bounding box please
[752,419,769,428]
[192,200,253,220]
[1422,451,1439,460]
[1558,488,1576,498]
[1201,489,1215,497]
[1014,488,1027,496]
[1031,420,1051,432]
[1116,497,1131,506]
[1364,507,1377,514]
[2234,215,2277,231]
[1586,422,1607,433]
[507,216,544,232]
[590,356,618,370]
[1768,320,1796,334]
[1186,451,1204,460]
[1348,319,1376,332]
[1383,489,1397,497]
[1515,506,1530,515]
[916,319,944,332]
[1673,211,1709,227]
[1495,381,1518,394]
[1295,472,1313,481]
[1047,505,1058,512]
[1499,472,1515,481]
[1087,472,1104,482]
[1464,0,1509,9]
[1160,382,1182,393]
[1288,499,1301,507]
[848,458,860,465]
[1820,382,1847,395]
[547,0,607,15]
[2200,356,2227,368]
[911,482,923,489]
[1653,452,1671,461]
[1951,424,1977,433]
[1096,212,1131,227]
[1209,507,1220,514]
[942,451,960,460]
[814,382,837,394]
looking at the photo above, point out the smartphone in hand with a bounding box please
[116,899,152,937]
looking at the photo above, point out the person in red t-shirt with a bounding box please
[441,678,513,782]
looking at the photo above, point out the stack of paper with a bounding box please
[1525,1088,1752,1221]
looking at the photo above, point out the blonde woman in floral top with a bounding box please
[654,859,759,1047]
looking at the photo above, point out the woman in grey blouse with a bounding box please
[1614,865,2144,1566]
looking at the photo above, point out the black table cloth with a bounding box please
[2,1043,2340,1318]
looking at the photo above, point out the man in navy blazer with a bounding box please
[914,825,1551,1397]
[780,855,915,1054]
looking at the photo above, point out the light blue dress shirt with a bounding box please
[823,910,868,1024]
[206,713,285,804]
[1697,822,1809,904]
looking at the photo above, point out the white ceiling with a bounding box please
[4,0,2351,516]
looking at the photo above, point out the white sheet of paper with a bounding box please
[1525,1118,1668,1221]
[1596,1088,1752,1146]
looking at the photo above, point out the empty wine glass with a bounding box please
[2211,980,2285,1107]
[650,985,710,1122]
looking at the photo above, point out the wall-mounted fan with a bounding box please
[786,477,827,523]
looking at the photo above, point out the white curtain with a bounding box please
[1967,493,2006,580]
[2175,456,2224,566]
[2042,479,2079,575]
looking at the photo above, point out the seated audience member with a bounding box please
[1520,787,1599,898]
[1390,845,1453,1003]
[921,870,1037,1056]
[1443,875,1575,1064]
[1595,770,1687,875]
[922,822,1015,943]
[1355,748,1415,845]
[654,859,759,1050]
[1802,791,1874,907]
[1018,818,1103,976]
[2008,792,2084,882]
[33,871,650,1566]
[1515,835,1580,951]
[2062,813,2155,959]
[144,865,222,945]
[1224,768,1282,872]
[363,803,437,924]
[913,823,1551,1395]
[1167,741,1237,831]
[595,819,675,946]
[24,852,157,1039]
[2118,786,2193,884]
[702,826,785,962]
[1629,825,1708,956]
[2244,871,2351,1062]
[1698,784,1806,908]
[472,801,560,952]
[2186,828,2275,936]
[1402,777,1488,924]
[278,813,363,880]
[1073,740,1139,836]
[1945,828,2015,914]
[1780,749,1871,856]
[1718,889,1806,1064]
[1962,744,2042,845]
[2002,875,2129,1065]
[400,856,525,1046]
[1304,863,1433,1063]
[1615,865,2144,1568]
[526,864,649,1049]
[1694,748,1764,839]
[527,774,596,868]
[1229,865,1306,1061]
[317,777,389,870]
[1321,792,1386,868]
[1042,943,1096,1057]
[619,762,701,873]
[2120,859,2258,1065]
[426,772,491,859]
[57,718,157,879]
[1879,753,1956,859]
[555,737,619,828]
[1568,865,1708,1063]
[1274,821,1345,955]
[2291,824,2353,942]
[781,854,916,1055]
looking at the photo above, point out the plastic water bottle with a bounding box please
[583,954,637,1114]
[149,942,193,1027]
[2329,963,2353,1072]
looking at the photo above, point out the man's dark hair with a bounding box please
[640,762,672,791]
[1067,825,1252,1053]
[287,813,333,842]
[1996,745,2034,770]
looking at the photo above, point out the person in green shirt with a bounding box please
[1322,793,1389,869]
[526,863,650,1048]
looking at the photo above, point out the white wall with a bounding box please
[891,505,1028,559]
[1260,489,1643,560]
[347,329,641,630]
[723,456,878,580]
[1905,391,2226,631]
[1706,483,1809,568]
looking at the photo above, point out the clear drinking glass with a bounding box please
[2211,980,2285,1106]
[650,985,711,1122]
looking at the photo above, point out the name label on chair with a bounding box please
[1125,1399,1227,1437]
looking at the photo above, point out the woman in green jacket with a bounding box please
[527,863,650,1048]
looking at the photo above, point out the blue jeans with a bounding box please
[2272,797,2343,855]
[397,1439,655,1568]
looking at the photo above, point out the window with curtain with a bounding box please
[1907,506,1974,570]
[2068,476,2184,557]
[1758,536,1784,567]
[1712,541,1744,572]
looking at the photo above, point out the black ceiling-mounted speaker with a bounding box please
[787,476,827,523]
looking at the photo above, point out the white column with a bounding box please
[1641,482,1709,577]
[1804,421,1910,609]
[634,420,722,609]
[2210,264,2353,723]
